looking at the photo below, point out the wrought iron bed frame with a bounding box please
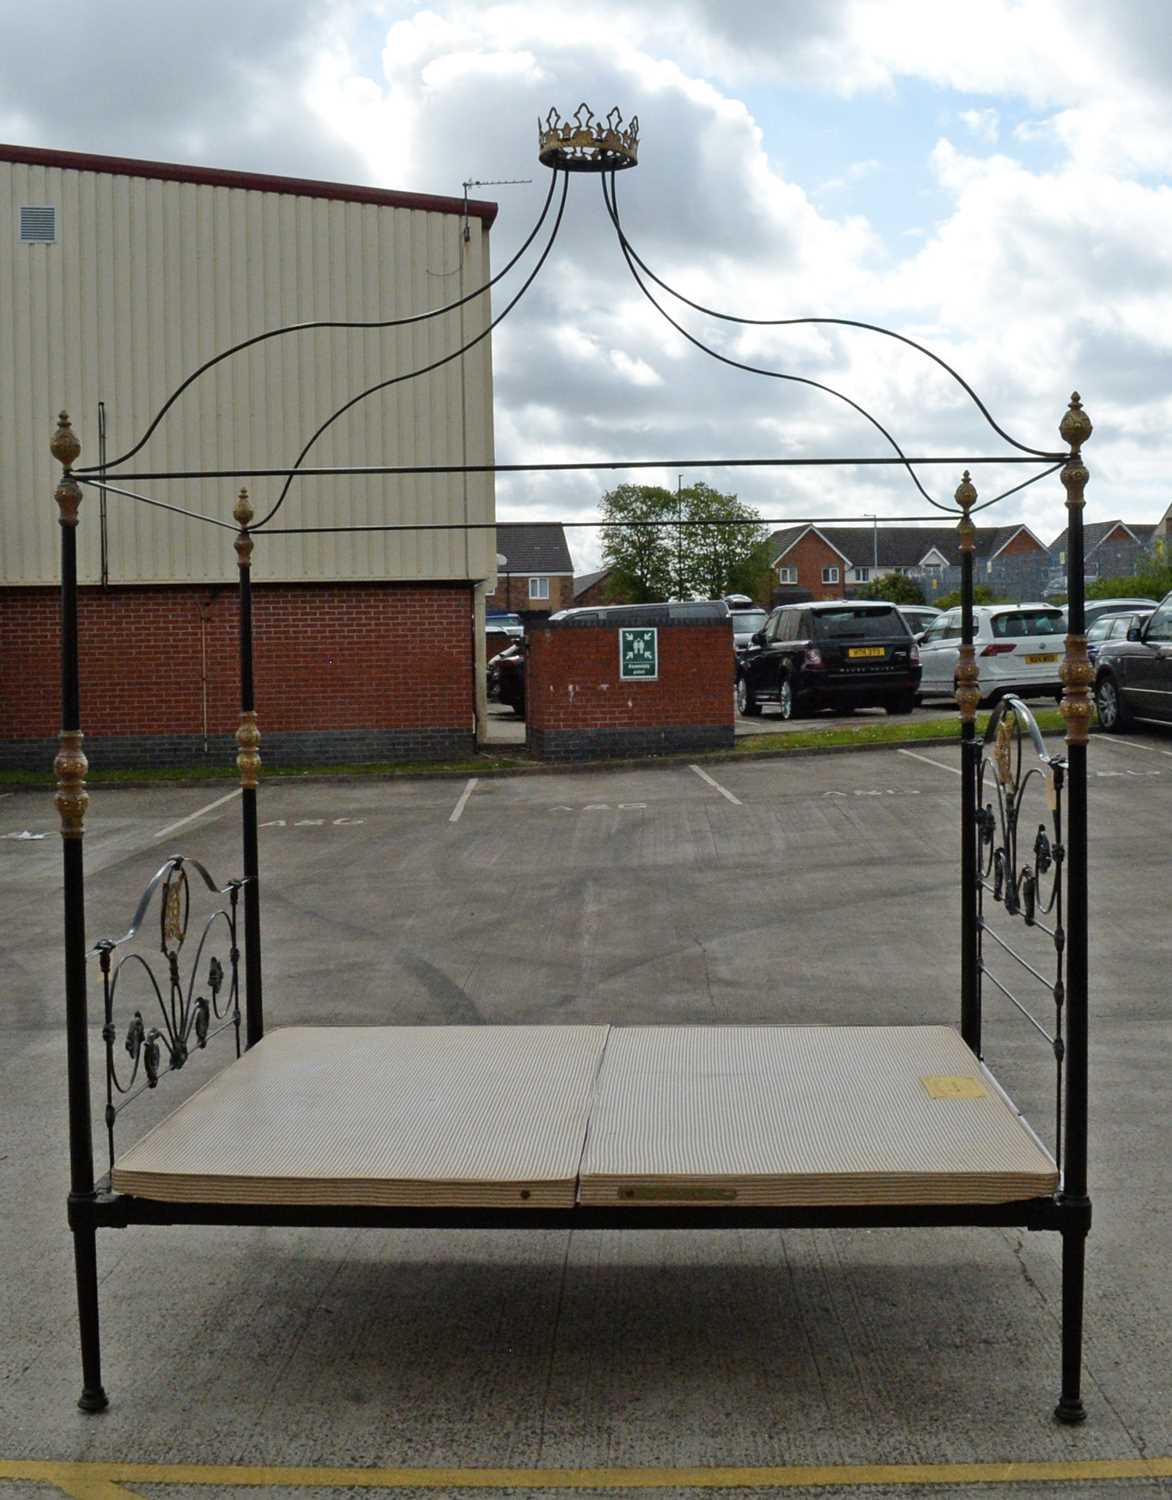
[48,106,1094,1423]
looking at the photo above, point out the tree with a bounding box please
[597,485,675,603]
[857,572,926,605]
[933,584,1009,610]
[598,482,768,602]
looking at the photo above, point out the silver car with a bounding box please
[917,603,1066,705]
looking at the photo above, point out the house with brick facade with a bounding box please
[0,143,500,769]
[572,566,629,607]
[1048,520,1159,585]
[488,523,574,619]
[768,523,1050,605]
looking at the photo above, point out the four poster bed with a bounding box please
[50,107,1095,1422]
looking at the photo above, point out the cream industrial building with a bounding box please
[1,142,499,768]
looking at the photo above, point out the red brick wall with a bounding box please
[777,532,849,599]
[0,581,472,740]
[997,530,1046,559]
[486,575,574,613]
[526,623,733,734]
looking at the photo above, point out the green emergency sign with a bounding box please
[619,627,658,680]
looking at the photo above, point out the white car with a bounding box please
[917,603,1067,705]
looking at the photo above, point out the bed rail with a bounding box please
[91,856,247,1176]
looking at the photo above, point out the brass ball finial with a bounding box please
[51,411,81,468]
[954,469,977,509]
[233,486,254,529]
[1060,391,1093,450]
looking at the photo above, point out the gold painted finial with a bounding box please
[954,469,977,509]
[955,470,977,554]
[234,487,255,567]
[51,411,81,468]
[1059,391,1093,451]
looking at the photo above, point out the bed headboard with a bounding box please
[91,856,246,1177]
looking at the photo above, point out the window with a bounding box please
[777,565,797,583]
[812,606,904,641]
[528,576,550,600]
[822,565,840,584]
[1146,598,1172,642]
[851,567,870,583]
[990,609,1065,639]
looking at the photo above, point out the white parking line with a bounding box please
[449,777,479,823]
[154,788,241,840]
[689,764,742,805]
[897,748,962,776]
[1099,735,1172,758]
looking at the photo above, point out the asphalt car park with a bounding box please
[2,737,1170,1497]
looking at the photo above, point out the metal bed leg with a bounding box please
[1055,1214,1089,1424]
[70,1213,109,1412]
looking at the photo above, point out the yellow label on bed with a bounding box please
[921,1075,987,1099]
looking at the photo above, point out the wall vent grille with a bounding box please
[20,205,56,243]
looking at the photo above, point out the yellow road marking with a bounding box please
[3,1457,1172,1491]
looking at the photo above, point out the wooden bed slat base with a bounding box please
[110,1024,1059,1210]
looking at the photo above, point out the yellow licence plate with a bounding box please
[1024,653,1058,664]
[848,646,885,659]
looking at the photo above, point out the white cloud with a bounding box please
[960,108,1000,145]
[4,0,1170,561]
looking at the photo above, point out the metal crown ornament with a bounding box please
[538,104,639,172]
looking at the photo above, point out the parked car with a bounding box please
[1086,608,1155,665]
[1093,590,1172,731]
[897,604,942,636]
[487,640,525,714]
[719,595,769,656]
[1082,597,1157,630]
[486,611,525,638]
[917,603,1066,705]
[735,601,920,718]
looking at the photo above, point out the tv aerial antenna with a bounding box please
[462,177,532,240]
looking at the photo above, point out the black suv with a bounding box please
[1093,588,1172,731]
[736,601,921,718]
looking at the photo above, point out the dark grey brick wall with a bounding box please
[0,727,474,773]
[527,723,733,763]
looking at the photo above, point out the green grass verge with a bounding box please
[0,708,1074,788]
[732,706,1068,755]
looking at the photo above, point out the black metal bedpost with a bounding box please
[955,472,982,1055]
[1055,392,1093,1425]
[234,489,264,1047]
[53,413,109,1414]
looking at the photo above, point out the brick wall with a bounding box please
[0,581,474,769]
[486,575,574,614]
[526,617,734,761]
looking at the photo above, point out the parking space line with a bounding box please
[448,777,479,823]
[689,764,742,805]
[3,1456,1172,1492]
[897,748,961,776]
[154,789,241,841]
[1099,735,1172,758]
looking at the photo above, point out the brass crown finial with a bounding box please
[1060,391,1093,450]
[51,411,81,468]
[538,104,639,172]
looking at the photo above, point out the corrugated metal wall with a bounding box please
[0,160,496,586]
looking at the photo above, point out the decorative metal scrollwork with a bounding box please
[973,695,1068,1166]
[92,856,247,1174]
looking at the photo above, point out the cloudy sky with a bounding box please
[5,0,1170,571]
